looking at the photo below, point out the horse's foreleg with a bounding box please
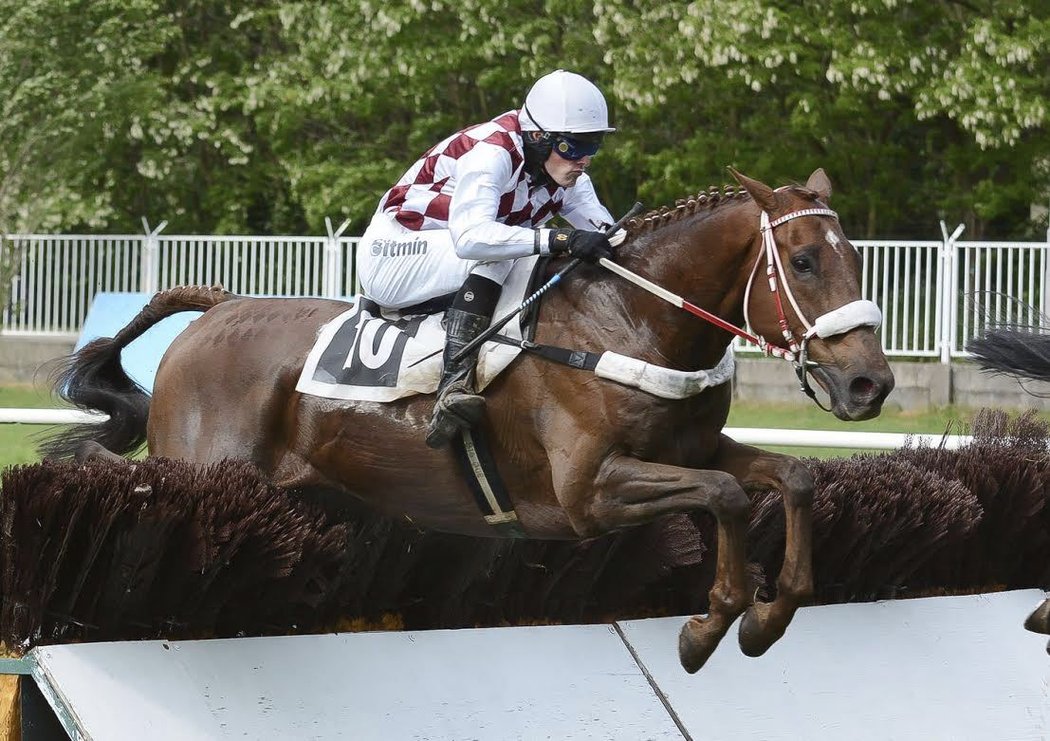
[711,434,814,658]
[577,454,752,673]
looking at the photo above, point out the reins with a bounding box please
[598,258,795,360]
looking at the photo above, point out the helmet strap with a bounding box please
[522,131,553,187]
[522,102,552,137]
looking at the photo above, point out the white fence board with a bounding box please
[23,590,1050,740]
[619,590,1050,741]
[29,625,683,741]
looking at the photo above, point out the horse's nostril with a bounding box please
[849,376,879,400]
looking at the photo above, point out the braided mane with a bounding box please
[623,185,751,236]
[622,183,820,237]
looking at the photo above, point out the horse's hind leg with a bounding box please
[711,435,814,658]
[577,454,752,673]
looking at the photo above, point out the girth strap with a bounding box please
[487,334,734,400]
[505,338,602,372]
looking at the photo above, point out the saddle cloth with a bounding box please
[295,256,538,403]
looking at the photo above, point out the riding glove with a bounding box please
[547,229,614,263]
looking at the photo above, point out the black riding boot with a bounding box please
[425,274,500,448]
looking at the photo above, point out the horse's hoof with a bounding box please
[678,616,724,674]
[1024,599,1050,635]
[738,601,786,658]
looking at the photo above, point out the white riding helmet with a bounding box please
[520,70,615,134]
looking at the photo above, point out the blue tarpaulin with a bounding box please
[75,293,201,395]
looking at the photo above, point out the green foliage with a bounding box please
[0,0,1047,238]
[594,0,1050,237]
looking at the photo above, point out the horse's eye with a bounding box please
[790,255,813,274]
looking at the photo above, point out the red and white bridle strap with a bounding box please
[743,208,882,356]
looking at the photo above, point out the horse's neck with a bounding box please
[628,204,758,316]
[583,202,758,371]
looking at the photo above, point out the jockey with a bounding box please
[356,69,617,448]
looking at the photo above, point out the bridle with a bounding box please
[743,207,882,407]
[599,204,882,408]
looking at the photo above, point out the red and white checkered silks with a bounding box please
[378,111,565,231]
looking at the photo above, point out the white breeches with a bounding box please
[356,212,515,309]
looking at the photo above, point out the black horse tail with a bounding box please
[40,285,237,460]
[966,322,1050,383]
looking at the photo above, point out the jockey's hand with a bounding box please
[548,229,614,263]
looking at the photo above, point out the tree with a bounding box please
[0,0,169,233]
[593,0,1050,237]
[0,0,1046,239]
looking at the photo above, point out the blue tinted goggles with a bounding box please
[552,135,601,161]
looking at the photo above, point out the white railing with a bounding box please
[1,219,359,339]
[1,234,145,338]
[2,222,1049,360]
[858,239,945,358]
[953,239,1049,358]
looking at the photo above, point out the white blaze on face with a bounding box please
[825,228,845,257]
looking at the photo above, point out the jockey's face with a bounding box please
[544,149,591,188]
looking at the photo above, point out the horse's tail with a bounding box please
[966,322,1050,383]
[40,285,237,460]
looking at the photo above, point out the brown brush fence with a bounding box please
[0,410,1047,650]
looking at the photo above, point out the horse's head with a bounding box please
[731,168,894,421]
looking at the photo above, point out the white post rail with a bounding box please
[938,221,965,364]
[725,427,973,451]
[140,218,167,296]
[0,409,977,450]
[0,409,107,424]
[323,218,351,299]
[1044,200,1050,320]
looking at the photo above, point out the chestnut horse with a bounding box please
[45,169,894,672]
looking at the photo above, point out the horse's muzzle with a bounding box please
[812,363,895,421]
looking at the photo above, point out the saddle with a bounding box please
[295,258,539,403]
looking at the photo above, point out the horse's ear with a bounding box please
[806,168,832,201]
[728,167,780,213]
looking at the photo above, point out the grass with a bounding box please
[0,381,1026,470]
[0,383,70,468]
